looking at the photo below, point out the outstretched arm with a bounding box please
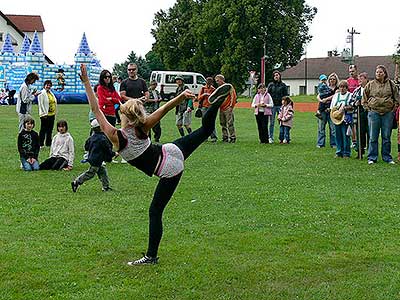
[80,64,119,148]
[143,89,195,132]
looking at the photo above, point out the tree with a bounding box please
[151,0,316,91]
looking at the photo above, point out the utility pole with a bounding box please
[304,49,307,95]
[347,27,360,64]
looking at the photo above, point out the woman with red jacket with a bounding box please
[97,70,121,126]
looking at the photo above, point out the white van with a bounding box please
[150,71,207,99]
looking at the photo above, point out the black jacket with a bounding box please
[17,129,40,159]
[85,132,115,167]
[267,81,288,106]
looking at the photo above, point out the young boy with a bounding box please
[315,74,334,119]
[17,116,40,171]
[71,119,115,192]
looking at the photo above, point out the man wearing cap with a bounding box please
[198,77,217,142]
[120,63,149,103]
[267,71,288,143]
[175,76,193,136]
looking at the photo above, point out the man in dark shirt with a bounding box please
[267,71,288,143]
[120,63,149,102]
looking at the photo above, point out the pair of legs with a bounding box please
[255,113,269,143]
[21,158,39,171]
[279,125,291,143]
[145,86,228,259]
[149,122,162,142]
[317,111,336,147]
[39,115,55,147]
[220,107,236,142]
[269,105,281,142]
[74,165,110,190]
[176,111,192,137]
[334,124,351,157]
[39,157,67,170]
[367,111,394,162]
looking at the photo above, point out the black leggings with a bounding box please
[146,99,220,258]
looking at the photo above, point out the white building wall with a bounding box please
[0,18,24,52]
[284,79,319,96]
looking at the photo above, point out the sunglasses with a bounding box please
[104,75,111,79]
[127,68,136,72]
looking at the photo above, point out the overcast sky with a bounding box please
[2,0,400,71]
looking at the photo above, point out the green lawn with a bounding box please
[1,104,400,300]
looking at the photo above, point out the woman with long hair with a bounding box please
[97,70,121,126]
[79,64,233,265]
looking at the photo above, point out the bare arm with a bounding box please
[80,64,119,148]
[143,89,195,132]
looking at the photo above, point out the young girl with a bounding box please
[251,83,273,143]
[80,64,233,265]
[39,120,75,170]
[278,96,294,143]
[330,80,352,158]
[17,116,40,171]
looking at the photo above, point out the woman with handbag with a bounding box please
[362,65,400,164]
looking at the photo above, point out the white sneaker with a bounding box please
[368,160,375,165]
[268,138,274,144]
[283,139,288,144]
[121,159,128,164]
[388,160,395,165]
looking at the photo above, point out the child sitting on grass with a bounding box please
[17,116,40,171]
[315,74,334,119]
[39,120,74,170]
[278,96,294,144]
[71,119,115,192]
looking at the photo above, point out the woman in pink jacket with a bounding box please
[251,83,273,143]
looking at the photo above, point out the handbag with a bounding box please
[195,108,203,118]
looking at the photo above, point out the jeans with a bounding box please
[317,111,336,147]
[279,125,291,143]
[367,111,394,162]
[21,158,39,171]
[269,105,281,141]
[334,124,351,157]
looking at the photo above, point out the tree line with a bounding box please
[114,0,317,91]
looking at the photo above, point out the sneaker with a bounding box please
[121,159,128,164]
[229,138,236,143]
[388,160,396,165]
[80,159,88,163]
[368,160,375,165]
[127,255,159,266]
[210,137,217,143]
[283,139,288,144]
[71,181,79,192]
[102,187,113,192]
[351,142,357,149]
[269,138,274,144]
[112,160,119,164]
[316,145,324,148]
[208,83,233,105]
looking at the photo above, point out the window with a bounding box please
[299,86,306,95]
[156,74,161,83]
[196,75,206,85]
[166,74,193,84]
[0,33,3,42]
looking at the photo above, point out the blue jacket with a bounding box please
[85,132,115,167]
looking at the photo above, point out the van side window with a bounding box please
[166,75,176,84]
[197,76,206,85]
[157,74,161,83]
[182,75,193,84]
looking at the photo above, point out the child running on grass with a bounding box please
[72,119,115,192]
[79,63,233,265]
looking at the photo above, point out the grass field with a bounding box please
[1,104,400,300]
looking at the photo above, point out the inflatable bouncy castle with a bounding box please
[0,32,101,103]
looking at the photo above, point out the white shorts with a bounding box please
[156,143,184,178]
